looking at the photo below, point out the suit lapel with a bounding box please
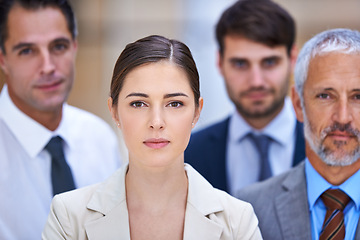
[292,121,305,166]
[275,162,312,240]
[208,118,230,192]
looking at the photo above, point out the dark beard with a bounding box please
[235,95,285,119]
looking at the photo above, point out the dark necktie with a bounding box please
[45,136,75,195]
[248,133,272,181]
[320,189,350,240]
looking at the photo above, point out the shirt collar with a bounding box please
[229,96,296,145]
[0,85,66,158]
[305,158,360,211]
[54,103,72,151]
[339,166,360,210]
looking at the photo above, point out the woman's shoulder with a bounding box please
[212,189,263,239]
[213,187,253,211]
[54,166,126,210]
[185,163,262,239]
[52,181,102,209]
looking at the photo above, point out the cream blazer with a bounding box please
[42,164,262,240]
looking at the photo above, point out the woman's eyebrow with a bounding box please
[125,93,148,98]
[164,93,189,99]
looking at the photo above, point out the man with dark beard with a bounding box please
[237,28,360,240]
[185,0,305,195]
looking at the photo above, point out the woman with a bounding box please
[42,35,262,240]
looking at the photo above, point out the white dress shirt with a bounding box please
[0,85,122,240]
[226,97,296,195]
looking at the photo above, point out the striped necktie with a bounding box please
[45,136,75,195]
[319,189,350,240]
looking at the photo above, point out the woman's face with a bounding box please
[110,61,202,169]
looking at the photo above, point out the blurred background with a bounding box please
[1,0,359,158]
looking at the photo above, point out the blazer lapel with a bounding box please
[275,162,312,240]
[183,164,226,240]
[82,164,233,240]
[84,165,130,239]
[85,202,130,239]
[183,203,223,240]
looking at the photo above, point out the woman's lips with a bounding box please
[143,138,170,149]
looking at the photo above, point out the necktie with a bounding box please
[45,136,75,195]
[248,133,272,181]
[320,189,350,240]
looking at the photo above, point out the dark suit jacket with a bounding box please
[184,117,305,193]
[237,162,360,240]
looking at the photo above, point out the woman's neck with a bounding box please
[125,161,188,240]
[125,161,188,210]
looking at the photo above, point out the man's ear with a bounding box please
[72,39,78,55]
[289,45,298,72]
[107,97,120,128]
[0,50,9,75]
[192,97,204,128]
[291,86,304,123]
[216,50,224,76]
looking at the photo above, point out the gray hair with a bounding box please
[294,28,360,104]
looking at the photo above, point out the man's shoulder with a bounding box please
[186,117,230,157]
[237,162,305,201]
[64,104,115,133]
[191,117,230,140]
[64,104,108,124]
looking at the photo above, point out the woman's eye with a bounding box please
[131,101,146,108]
[167,102,183,108]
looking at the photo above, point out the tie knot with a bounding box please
[248,133,271,156]
[45,136,64,159]
[321,189,350,211]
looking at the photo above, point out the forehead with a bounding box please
[120,62,192,95]
[5,5,71,49]
[306,52,360,89]
[223,35,288,60]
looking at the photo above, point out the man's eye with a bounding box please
[353,94,360,100]
[262,58,278,68]
[317,93,329,99]
[19,48,33,55]
[130,101,146,108]
[232,60,248,69]
[53,43,68,52]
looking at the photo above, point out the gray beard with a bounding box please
[303,110,360,166]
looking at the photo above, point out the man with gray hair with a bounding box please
[237,28,360,240]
